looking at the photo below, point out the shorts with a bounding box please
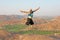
[26,18,34,25]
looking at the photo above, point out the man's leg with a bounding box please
[25,18,30,25]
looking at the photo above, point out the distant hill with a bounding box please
[0,15,53,22]
[0,15,55,24]
[0,15,24,22]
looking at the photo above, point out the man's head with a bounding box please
[30,9,33,13]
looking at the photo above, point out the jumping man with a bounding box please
[20,7,40,25]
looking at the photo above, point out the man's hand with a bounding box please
[20,10,29,13]
[33,7,40,12]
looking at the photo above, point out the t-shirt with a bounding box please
[28,11,33,18]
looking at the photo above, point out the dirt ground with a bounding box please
[0,16,60,40]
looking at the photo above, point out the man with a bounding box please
[20,7,40,25]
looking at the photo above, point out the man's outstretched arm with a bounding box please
[20,10,29,13]
[33,7,40,12]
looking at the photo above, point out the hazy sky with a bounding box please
[0,0,60,16]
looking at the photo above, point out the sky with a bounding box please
[0,0,60,16]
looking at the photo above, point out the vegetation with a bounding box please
[3,24,28,33]
[3,24,60,35]
[19,30,56,35]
